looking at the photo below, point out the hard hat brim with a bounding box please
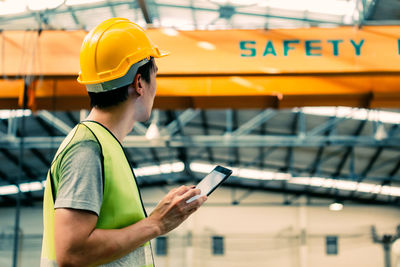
[152,47,170,58]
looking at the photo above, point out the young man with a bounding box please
[41,18,206,267]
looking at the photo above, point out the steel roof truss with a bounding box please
[67,6,82,29]
[138,0,152,24]
[388,158,400,178]
[169,110,195,180]
[359,121,399,179]
[0,148,36,181]
[307,115,350,136]
[200,111,214,163]
[38,111,72,135]
[1,134,400,149]
[232,109,276,136]
[309,121,335,176]
[161,109,200,137]
[230,110,240,166]
[107,0,117,17]
[132,122,148,135]
[225,109,233,135]
[332,120,367,178]
[7,116,18,137]
[30,148,50,168]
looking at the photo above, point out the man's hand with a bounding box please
[148,185,207,235]
[54,185,206,266]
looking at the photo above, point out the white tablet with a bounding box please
[186,165,232,203]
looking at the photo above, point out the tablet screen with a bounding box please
[196,170,226,197]
[186,166,232,203]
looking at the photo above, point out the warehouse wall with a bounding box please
[0,186,399,267]
[144,187,400,267]
[0,205,42,267]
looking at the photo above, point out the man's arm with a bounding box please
[54,185,206,267]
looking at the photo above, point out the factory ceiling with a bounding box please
[0,0,399,207]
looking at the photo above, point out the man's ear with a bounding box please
[133,73,144,96]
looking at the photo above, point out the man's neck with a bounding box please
[86,104,135,143]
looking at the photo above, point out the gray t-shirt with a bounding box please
[53,139,149,267]
[55,140,103,215]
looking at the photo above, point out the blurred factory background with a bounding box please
[0,0,400,266]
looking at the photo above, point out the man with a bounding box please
[41,17,206,266]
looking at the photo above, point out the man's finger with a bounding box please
[186,196,207,210]
[182,188,201,201]
[174,185,191,196]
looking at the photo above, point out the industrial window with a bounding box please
[326,236,338,255]
[156,236,167,256]
[212,236,224,255]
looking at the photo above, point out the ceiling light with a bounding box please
[210,0,259,6]
[0,0,26,16]
[190,162,400,198]
[20,181,44,192]
[289,177,400,197]
[329,202,343,211]
[28,0,64,11]
[374,124,387,140]
[299,107,400,124]
[190,162,214,173]
[308,0,354,15]
[210,0,229,4]
[230,0,259,5]
[189,162,291,181]
[261,0,354,16]
[0,185,19,195]
[0,180,45,196]
[145,123,160,139]
[145,110,160,140]
[134,162,185,177]
[65,0,105,6]
[0,110,32,119]
[267,0,304,11]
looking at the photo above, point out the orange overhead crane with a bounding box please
[0,26,399,110]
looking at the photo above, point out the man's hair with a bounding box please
[88,58,155,109]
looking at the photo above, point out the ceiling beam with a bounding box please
[200,111,214,163]
[332,120,367,178]
[161,109,200,137]
[360,124,399,178]
[137,0,152,24]
[0,149,38,180]
[232,109,276,136]
[132,122,149,135]
[231,110,240,166]
[309,120,335,176]
[37,111,72,135]
[1,134,399,149]
[222,181,400,207]
[67,6,83,29]
[155,3,343,25]
[2,134,400,150]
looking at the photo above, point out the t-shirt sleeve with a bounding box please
[54,140,103,216]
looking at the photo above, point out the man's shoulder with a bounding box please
[67,123,101,151]
[53,123,102,167]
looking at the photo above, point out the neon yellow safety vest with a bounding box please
[41,121,154,267]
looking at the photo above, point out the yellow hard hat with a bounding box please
[77,17,169,92]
